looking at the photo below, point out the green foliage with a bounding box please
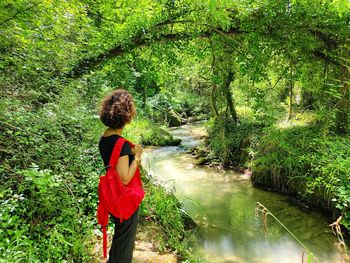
[1,0,350,260]
[0,167,96,262]
[139,85,209,126]
[0,84,101,261]
[141,177,185,248]
[208,106,350,231]
[302,138,350,228]
[251,125,350,229]
[124,118,182,146]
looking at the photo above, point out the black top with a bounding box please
[98,134,135,167]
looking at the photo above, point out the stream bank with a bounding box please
[189,143,339,224]
[201,119,350,237]
[143,121,348,263]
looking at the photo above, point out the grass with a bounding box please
[255,202,320,263]
[139,167,206,262]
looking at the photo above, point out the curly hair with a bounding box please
[99,89,136,129]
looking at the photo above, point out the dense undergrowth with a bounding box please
[0,92,101,261]
[206,112,350,231]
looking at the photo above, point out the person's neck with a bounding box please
[105,127,123,136]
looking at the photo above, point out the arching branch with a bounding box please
[66,18,343,79]
[66,19,242,79]
[66,31,208,78]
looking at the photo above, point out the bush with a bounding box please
[0,166,98,262]
[123,118,181,146]
[0,87,104,261]
[206,118,262,167]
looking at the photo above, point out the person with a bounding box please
[98,89,143,263]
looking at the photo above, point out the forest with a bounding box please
[0,0,349,262]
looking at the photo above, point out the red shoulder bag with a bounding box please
[97,137,145,258]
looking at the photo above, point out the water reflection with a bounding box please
[142,123,343,263]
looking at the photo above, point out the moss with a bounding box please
[140,126,181,146]
[196,157,210,165]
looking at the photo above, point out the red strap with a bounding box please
[102,226,107,258]
[109,138,135,168]
[125,139,135,148]
[109,138,126,168]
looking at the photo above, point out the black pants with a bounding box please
[107,208,139,263]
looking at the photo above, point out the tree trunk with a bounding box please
[224,71,238,123]
[335,65,349,135]
[211,84,219,118]
[210,41,220,119]
[142,85,147,108]
[288,67,293,120]
[301,90,314,110]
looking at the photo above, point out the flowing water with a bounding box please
[142,121,345,263]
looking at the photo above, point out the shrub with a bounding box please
[207,118,262,167]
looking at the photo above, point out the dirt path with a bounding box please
[133,240,177,263]
[91,222,177,263]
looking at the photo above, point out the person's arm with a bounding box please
[116,143,142,185]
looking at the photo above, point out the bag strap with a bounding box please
[109,137,126,168]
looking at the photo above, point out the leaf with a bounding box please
[209,0,216,12]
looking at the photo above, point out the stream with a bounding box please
[142,121,344,263]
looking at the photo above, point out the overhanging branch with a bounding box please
[66,19,344,79]
[66,30,212,78]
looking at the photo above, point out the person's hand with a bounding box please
[133,144,143,158]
